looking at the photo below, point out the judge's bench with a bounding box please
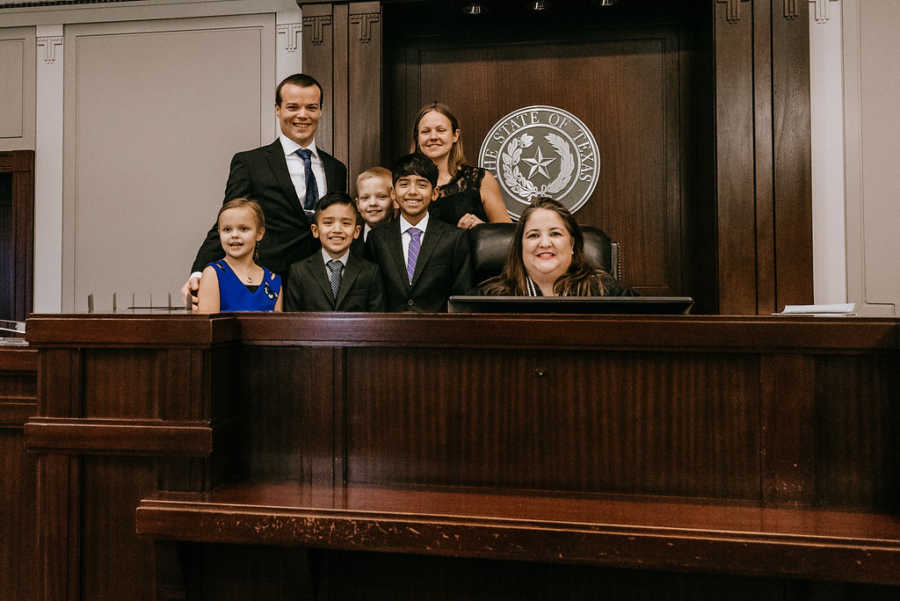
[2,312,898,600]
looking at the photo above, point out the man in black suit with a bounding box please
[284,193,384,312]
[183,73,347,301]
[366,153,472,312]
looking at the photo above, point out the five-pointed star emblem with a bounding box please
[521,146,556,179]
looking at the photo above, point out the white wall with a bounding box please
[841,0,900,315]
[809,1,847,305]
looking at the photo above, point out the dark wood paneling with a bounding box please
[772,0,813,309]
[238,313,900,352]
[81,456,156,601]
[25,417,212,455]
[36,454,80,601]
[815,355,899,511]
[0,430,36,601]
[302,2,335,155]
[0,150,34,322]
[348,2,383,187]
[0,347,37,601]
[714,2,757,314]
[389,32,686,297]
[239,346,335,483]
[345,348,761,498]
[761,354,815,506]
[753,0,777,314]
[83,349,161,417]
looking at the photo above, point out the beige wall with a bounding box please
[842,0,900,315]
[61,15,275,311]
[0,27,35,151]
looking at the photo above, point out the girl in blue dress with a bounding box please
[197,198,283,312]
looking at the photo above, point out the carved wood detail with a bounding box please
[350,13,380,44]
[717,0,752,24]
[302,15,332,46]
[276,23,301,53]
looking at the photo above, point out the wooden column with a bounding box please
[302,1,383,192]
[713,0,813,314]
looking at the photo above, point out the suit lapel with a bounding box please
[306,253,335,306]
[387,222,410,290]
[335,256,361,308]
[410,220,444,288]
[321,149,338,192]
[264,140,304,217]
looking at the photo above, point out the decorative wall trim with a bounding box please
[302,15,331,46]
[717,0,751,24]
[350,12,379,44]
[36,35,63,64]
[276,22,300,53]
[809,0,840,24]
[784,0,800,20]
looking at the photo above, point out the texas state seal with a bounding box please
[478,106,600,219]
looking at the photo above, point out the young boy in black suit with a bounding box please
[284,193,385,311]
[365,153,473,312]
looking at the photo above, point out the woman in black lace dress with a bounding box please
[410,102,511,229]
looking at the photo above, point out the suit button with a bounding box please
[408,299,415,306]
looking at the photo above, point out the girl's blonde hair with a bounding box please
[217,197,265,232]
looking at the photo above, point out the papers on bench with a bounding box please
[778,303,856,316]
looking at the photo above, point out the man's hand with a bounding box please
[181,276,201,312]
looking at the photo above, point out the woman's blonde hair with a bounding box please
[410,102,467,176]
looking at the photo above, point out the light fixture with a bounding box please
[529,0,551,11]
[462,2,484,16]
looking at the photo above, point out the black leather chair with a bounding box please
[467,222,623,285]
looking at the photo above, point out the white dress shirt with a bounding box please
[280,134,327,209]
[399,213,429,265]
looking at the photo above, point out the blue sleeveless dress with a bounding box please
[208,260,281,312]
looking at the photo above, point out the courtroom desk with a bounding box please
[0,342,38,601]
[136,481,900,585]
[20,313,900,601]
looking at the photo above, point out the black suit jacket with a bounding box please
[191,139,347,275]
[284,252,385,312]
[366,218,473,312]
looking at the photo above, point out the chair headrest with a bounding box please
[468,222,613,284]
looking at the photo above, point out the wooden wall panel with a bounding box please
[344,348,761,499]
[772,1,813,309]
[80,456,157,601]
[83,349,161,418]
[713,2,757,314]
[815,355,899,511]
[239,346,335,483]
[0,150,34,321]
[388,33,686,296]
[348,2,383,189]
[0,348,37,601]
[302,3,336,155]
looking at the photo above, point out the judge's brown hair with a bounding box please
[480,197,607,296]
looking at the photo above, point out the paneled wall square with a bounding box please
[0,27,36,151]
[61,15,276,312]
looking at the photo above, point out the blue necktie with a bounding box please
[407,227,421,284]
[296,148,319,211]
